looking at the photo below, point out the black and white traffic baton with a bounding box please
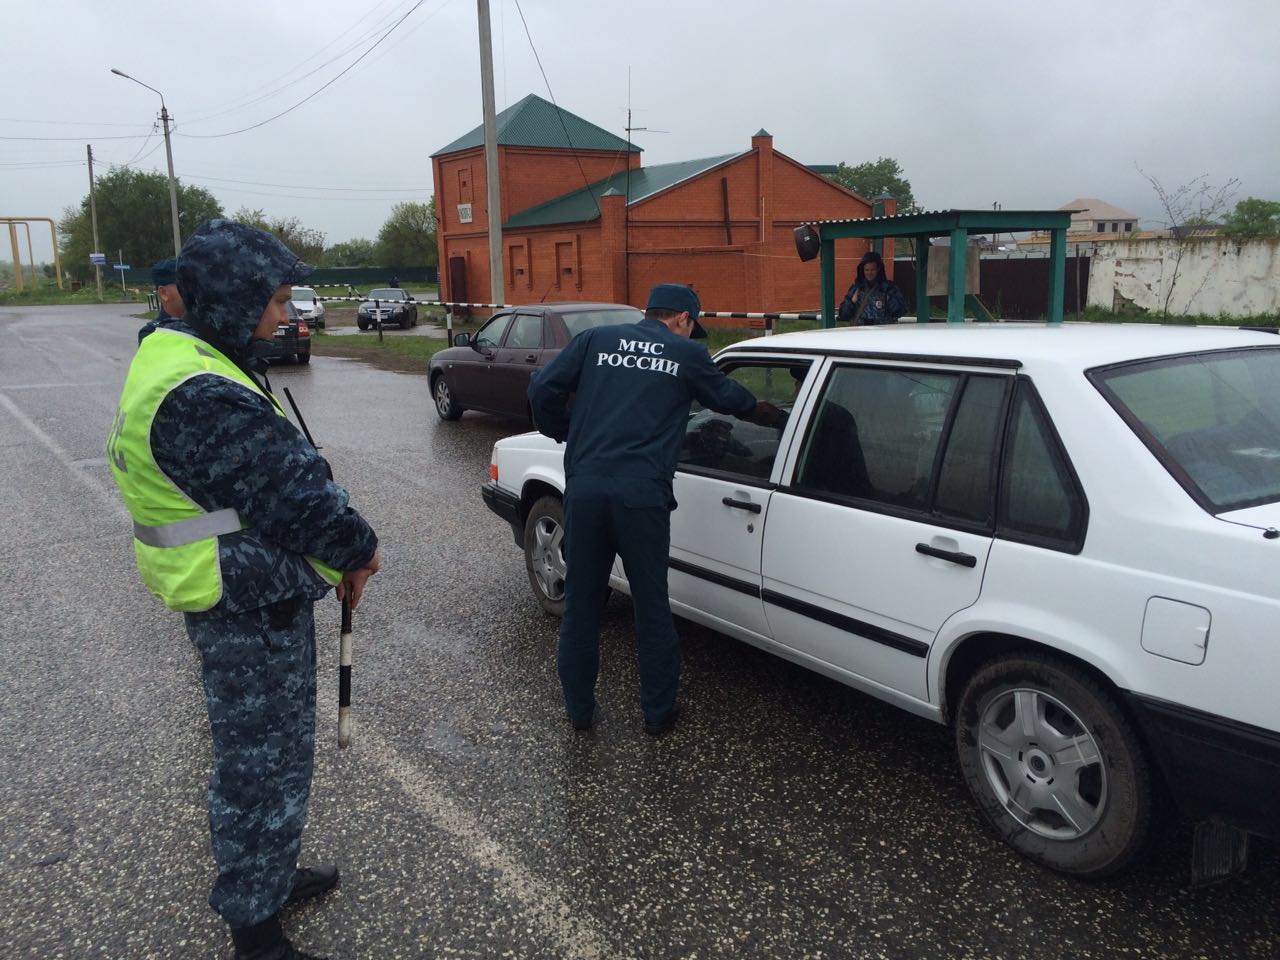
[338,598,353,748]
[282,386,355,750]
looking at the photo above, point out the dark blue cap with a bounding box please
[645,283,706,338]
[151,258,178,286]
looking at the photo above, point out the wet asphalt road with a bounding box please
[1,303,1277,960]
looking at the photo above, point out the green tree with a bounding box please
[231,207,326,263]
[1222,197,1280,239]
[376,198,438,268]
[322,238,378,267]
[59,167,223,281]
[825,157,916,211]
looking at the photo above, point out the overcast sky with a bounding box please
[4,0,1278,265]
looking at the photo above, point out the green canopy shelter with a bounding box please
[796,209,1074,326]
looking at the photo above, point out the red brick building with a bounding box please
[431,94,891,313]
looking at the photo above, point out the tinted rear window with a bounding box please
[561,308,642,338]
[1091,346,1280,511]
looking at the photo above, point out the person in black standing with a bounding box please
[528,284,779,737]
[838,249,906,325]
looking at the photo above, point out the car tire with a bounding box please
[955,653,1151,879]
[296,350,311,365]
[357,318,370,331]
[523,495,567,617]
[400,315,412,330]
[432,374,463,421]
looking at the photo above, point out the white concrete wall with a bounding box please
[1086,237,1280,316]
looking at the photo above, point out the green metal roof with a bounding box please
[432,93,641,157]
[504,153,743,229]
[810,208,1072,238]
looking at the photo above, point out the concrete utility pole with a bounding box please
[88,144,104,299]
[111,68,182,257]
[476,0,504,303]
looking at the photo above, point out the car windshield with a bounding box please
[560,307,643,338]
[367,288,406,300]
[291,287,316,300]
[1092,346,1280,512]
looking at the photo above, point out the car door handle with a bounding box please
[915,543,977,567]
[524,353,537,363]
[722,497,762,513]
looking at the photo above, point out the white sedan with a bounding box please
[290,285,326,328]
[482,322,1280,881]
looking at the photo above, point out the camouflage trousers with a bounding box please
[185,597,317,930]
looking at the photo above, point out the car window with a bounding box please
[1091,346,1280,512]
[475,314,513,349]
[998,380,1087,551]
[560,308,643,338]
[794,365,958,511]
[291,287,316,299]
[368,288,405,300]
[505,314,544,349]
[934,376,1008,525]
[678,361,806,482]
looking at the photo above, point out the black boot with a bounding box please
[231,914,329,960]
[286,864,340,904]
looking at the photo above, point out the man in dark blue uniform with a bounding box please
[528,284,778,737]
[137,257,186,343]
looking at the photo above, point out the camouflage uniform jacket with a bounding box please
[152,220,377,617]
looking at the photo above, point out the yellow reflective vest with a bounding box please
[108,329,341,612]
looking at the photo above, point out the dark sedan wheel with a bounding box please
[523,496,566,617]
[296,350,311,365]
[400,313,413,330]
[432,374,463,421]
[357,318,370,331]
[955,653,1151,878]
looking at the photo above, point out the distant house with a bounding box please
[1063,198,1139,235]
[431,94,887,313]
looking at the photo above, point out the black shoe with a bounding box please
[644,704,681,738]
[232,915,329,960]
[569,704,597,731]
[286,864,340,904]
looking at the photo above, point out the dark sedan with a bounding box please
[429,302,642,422]
[356,288,418,330]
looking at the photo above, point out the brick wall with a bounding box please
[435,130,885,311]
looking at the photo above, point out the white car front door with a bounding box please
[667,358,816,642]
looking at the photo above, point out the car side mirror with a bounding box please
[453,333,471,347]
[406,294,415,301]
[312,296,318,304]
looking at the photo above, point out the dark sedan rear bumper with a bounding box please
[1127,693,1280,840]
[482,481,523,546]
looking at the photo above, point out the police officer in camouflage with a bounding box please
[107,219,380,960]
[529,284,779,737]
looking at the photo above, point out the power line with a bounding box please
[0,132,154,142]
[511,0,601,218]
[0,117,152,129]
[183,173,429,192]
[176,0,430,139]
[181,0,423,125]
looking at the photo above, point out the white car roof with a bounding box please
[726,323,1279,373]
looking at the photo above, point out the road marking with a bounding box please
[319,703,615,960]
[1,381,116,390]
[0,389,127,517]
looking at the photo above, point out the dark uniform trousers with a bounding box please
[558,474,679,725]
[185,597,317,930]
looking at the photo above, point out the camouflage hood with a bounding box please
[175,219,313,357]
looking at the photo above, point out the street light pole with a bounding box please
[111,68,182,257]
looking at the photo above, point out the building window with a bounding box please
[1124,222,1133,232]
[1096,221,1106,232]
[1111,222,1119,232]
